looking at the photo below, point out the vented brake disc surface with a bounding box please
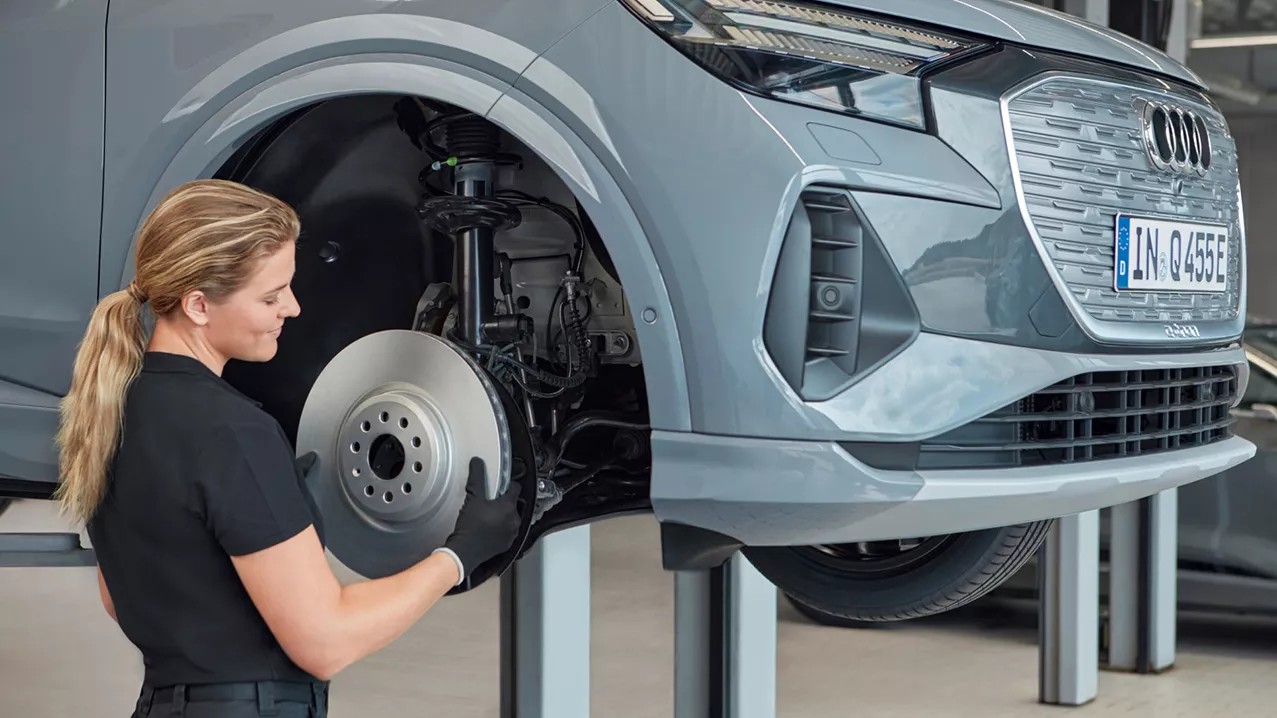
[296,330,530,584]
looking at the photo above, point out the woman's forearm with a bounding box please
[320,553,460,676]
[232,526,464,681]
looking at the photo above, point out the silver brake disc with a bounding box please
[296,329,512,580]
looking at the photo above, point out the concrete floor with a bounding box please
[4,499,1277,717]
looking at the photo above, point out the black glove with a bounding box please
[442,456,522,580]
[295,450,320,480]
[294,451,327,547]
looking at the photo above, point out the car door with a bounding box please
[1177,342,1277,579]
[0,1,108,483]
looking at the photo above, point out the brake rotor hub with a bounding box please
[297,329,529,582]
[337,387,452,522]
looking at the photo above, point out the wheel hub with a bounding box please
[337,388,453,523]
[297,329,521,581]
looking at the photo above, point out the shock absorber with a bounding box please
[417,114,524,346]
[449,117,500,345]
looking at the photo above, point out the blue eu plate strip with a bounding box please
[1115,215,1131,290]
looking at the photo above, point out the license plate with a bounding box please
[1114,214,1230,293]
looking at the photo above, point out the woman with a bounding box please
[54,179,522,717]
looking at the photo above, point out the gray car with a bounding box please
[0,0,1256,620]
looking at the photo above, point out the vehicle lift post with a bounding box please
[498,523,779,718]
[1107,494,1178,674]
[673,552,777,718]
[1037,484,1179,705]
[1038,1,1185,705]
[1038,510,1101,706]
[499,524,593,718]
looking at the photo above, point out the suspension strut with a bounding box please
[417,114,524,345]
[414,111,590,397]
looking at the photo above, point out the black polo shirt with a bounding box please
[86,351,324,688]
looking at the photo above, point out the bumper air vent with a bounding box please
[805,195,862,374]
[915,364,1239,470]
[763,189,919,401]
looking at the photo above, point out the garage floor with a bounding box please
[3,500,1276,717]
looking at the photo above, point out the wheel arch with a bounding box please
[106,54,692,433]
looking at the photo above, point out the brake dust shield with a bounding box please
[296,329,534,587]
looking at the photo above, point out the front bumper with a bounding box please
[650,430,1255,546]
[651,332,1253,545]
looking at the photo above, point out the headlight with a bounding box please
[618,0,991,129]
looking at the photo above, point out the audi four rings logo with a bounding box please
[1138,99,1213,177]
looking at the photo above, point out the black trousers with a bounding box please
[130,680,329,717]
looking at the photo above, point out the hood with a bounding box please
[833,0,1203,89]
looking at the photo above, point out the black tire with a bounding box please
[744,520,1054,624]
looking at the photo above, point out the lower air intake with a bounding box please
[917,364,1239,470]
[803,193,863,380]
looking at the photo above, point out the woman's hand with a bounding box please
[439,457,524,581]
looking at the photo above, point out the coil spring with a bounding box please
[416,113,526,233]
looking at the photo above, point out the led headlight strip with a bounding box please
[619,0,991,128]
[707,0,967,54]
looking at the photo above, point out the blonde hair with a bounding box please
[54,179,300,523]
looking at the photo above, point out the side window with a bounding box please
[1242,364,1277,406]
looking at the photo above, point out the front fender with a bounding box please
[105,52,692,433]
[100,11,550,296]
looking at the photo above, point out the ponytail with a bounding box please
[54,284,148,523]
